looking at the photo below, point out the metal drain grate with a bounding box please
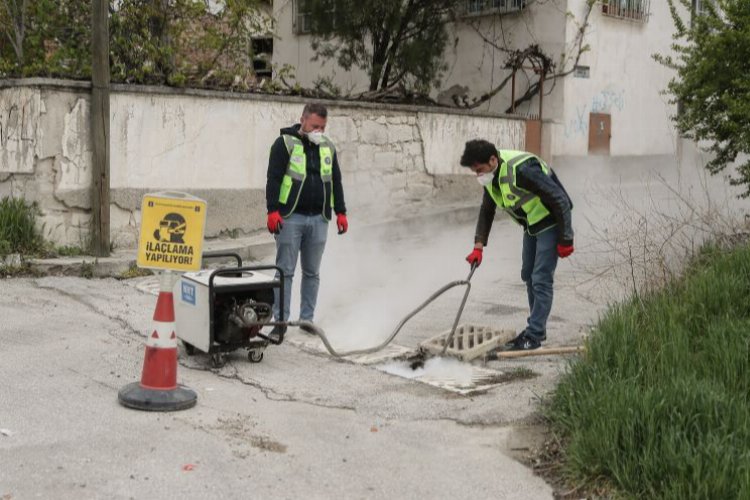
[420,324,516,362]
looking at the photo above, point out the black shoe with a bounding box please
[504,330,527,349]
[506,329,546,347]
[507,334,541,351]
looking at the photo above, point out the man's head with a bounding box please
[460,139,499,176]
[300,103,328,135]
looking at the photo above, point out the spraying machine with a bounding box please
[175,253,286,367]
[174,255,555,369]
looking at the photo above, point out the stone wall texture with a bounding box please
[0,80,525,248]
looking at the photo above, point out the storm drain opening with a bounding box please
[420,324,517,362]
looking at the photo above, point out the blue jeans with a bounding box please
[520,227,559,341]
[273,213,328,322]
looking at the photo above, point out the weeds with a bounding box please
[573,171,747,304]
[547,243,750,499]
[79,261,95,279]
[0,263,45,278]
[0,196,44,256]
[118,264,153,279]
[54,245,88,257]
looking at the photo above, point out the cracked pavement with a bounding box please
[2,154,746,499]
[0,273,557,500]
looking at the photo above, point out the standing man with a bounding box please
[265,103,348,333]
[461,140,573,351]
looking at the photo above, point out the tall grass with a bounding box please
[547,243,750,499]
[0,196,44,256]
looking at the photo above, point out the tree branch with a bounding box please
[457,1,594,111]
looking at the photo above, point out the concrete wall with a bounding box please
[552,0,679,156]
[0,80,524,248]
[0,83,93,247]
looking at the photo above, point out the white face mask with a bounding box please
[307,131,324,145]
[476,169,496,186]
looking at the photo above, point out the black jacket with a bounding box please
[265,124,346,219]
[474,157,574,246]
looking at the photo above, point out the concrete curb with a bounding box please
[20,203,479,278]
[24,232,276,278]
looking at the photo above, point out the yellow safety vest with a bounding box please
[278,134,335,220]
[485,150,552,233]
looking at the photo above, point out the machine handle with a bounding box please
[202,251,243,268]
[208,265,284,289]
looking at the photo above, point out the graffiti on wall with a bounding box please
[564,87,625,138]
[564,105,589,139]
[591,88,625,114]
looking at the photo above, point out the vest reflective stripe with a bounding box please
[319,142,333,182]
[485,150,551,230]
[278,134,335,219]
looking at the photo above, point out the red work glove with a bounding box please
[466,247,483,267]
[267,211,283,234]
[557,243,574,258]
[336,213,348,234]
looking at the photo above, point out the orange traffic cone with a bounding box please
[119,272,197,411]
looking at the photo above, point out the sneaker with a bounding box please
[506,334,541,351]
[504,330,527,349]
[505,329,546,347]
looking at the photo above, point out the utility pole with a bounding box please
[91,0,110,256]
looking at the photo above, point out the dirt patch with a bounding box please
[250,435,287,453]
[211,416,287,456]
[487,367,537,384]
[502,420,613,499]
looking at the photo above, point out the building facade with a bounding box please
[270,0,680,159]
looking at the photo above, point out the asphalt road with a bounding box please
[2,150,747,499]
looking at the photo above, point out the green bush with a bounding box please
[1,0,270,90]
[0,196,44,256]
[547,244,750,499]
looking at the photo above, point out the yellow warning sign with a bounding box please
[137,192,207,272]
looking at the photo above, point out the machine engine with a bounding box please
[215,295,273,345]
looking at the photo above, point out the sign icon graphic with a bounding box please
[137,192,207,272]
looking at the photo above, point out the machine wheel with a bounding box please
[210,352,226,368]
[248,349,264,363]
[182,341,196,356]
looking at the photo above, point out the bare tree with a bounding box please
[456,0,594,112]
[1,0,30,65]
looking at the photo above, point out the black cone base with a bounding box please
[118,382,197,412]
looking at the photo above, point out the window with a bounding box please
[295,0,313,34]
[574,65,590,78]
[601,0,650,22]
[294,0,335,35]
[251,37,273,78]
[693,0,716,16]
[464,0,526,16]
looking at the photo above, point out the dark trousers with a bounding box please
[520,228,559,340]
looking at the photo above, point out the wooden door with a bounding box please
[588,113,611,155]
[524,119,542,156]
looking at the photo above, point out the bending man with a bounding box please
[461,140,573,351]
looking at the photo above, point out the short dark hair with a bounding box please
[302,103,328,118]
[460,139,498,167]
